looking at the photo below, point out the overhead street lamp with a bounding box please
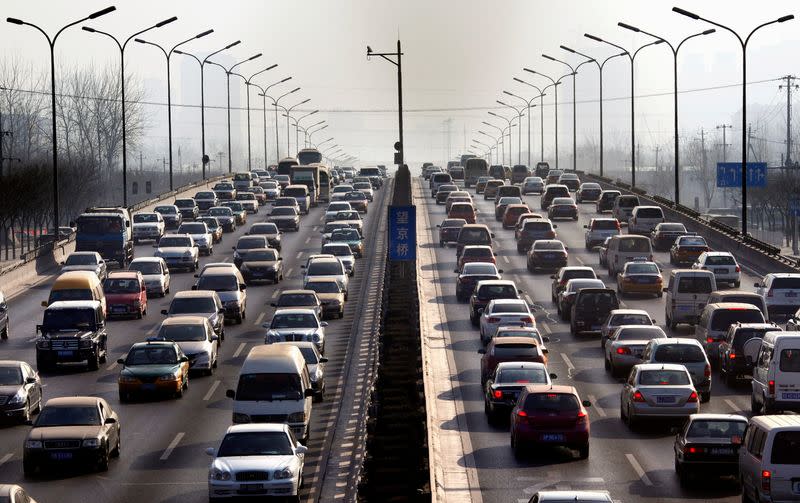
[286,110,319,151]
[503,89,544,167]
[234,65,278,170]
[523,69,570,169]
[135,28,214,189]
[7,5,116,230]
[488,111,517,167]
[271,87,300,159]
[671,6,794,234]
[307,125,328,147]
[560,45,627,177]
[482,121,507,165]
[316,136,334,149]
[82,15,176,207]
[246,76,291,167]
[542,52,595,172]
[277,98,310,155]
[206,53,263,172]
[173,39,241,179]
[513,77,560,164]
[478,130,501,164]
[497,100,525,165]
[585,33,662,187]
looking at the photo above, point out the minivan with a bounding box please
[708,290,768,318]
[570,288,619,335]
[43,271,106,314]
[283,185,310,214]
[744,331,800,415]
[695,303,765,363]
[605,235,653,275]
[612,195,640,223]
[754,273,800,322]
[664,270,717,330]
[226,345,314,443]
[718,322,781,385]
[456,224,494,259]
[739,415,800,503]
[628,206,665,235]
[541,184,570,210]
[430,173,453,195]
[495,184,522,202]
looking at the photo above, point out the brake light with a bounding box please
[616,347,631,355]
[517,410,528,417]
[520,317,533,323]
[704,364,711,377]
[762,470,771,493]
[632,391,645,402]
[493,390,503,399]
[735,266,741,273]
[729,353,736,359]
[576,410,588,423]
[488,317,501,323]
[688,391,699,402]
[706,337,714,344]
[683,446,704,454]
[769,380,775,395]
[615,221,621,230]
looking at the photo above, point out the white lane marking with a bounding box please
[286,268,294,277]
[305,237,311,244]
[725,399,741,412]
[295,251,303,259]
[271,290,280,299]
[203,380,221,401]
[232,343,246,358]
[0,453,13,468]
[575,256,584,265]
[502,255,510,264]
[540,323,551,335]
[313,226,320,231]
[222,257,230,263]
[587,394,607,417]
[160,432,185,461]
[625,453,653,486]
[106,354,126,372]
[524,294,534,306]
[560,352,575,372]
[254,312,265,326]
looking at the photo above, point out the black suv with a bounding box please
[719,322,781,385]
[35,301,108,371]
[596,190,620,213]
[174,198,199,221]
[570,288,619,336]
[550,267,597,303]
[469,280,521,326]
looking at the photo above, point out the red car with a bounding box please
[448,202,477,224]
[457,245,496,272]
[103,271,148,319]
[478,337,546,386]
[510,384,591,459]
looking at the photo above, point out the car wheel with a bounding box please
[88,351,100,371]
[97,446,110,472]
[119,391,130,403]
[23,459,36,478]
[236,314,243,324]
[610,360,621,378]
[1,325,8,340]
[604,357,611,371]
[136,308,143,319]
[734,281,741,288]
[577,443,589,460]
[724,368,736,387]
[700,391,711,403]
[511,433,524,460]
[111,435,121,458]
[626,406,637,430]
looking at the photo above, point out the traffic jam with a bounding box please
[0,149,387,502]
[423,156,800,501]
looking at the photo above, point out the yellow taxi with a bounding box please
[616,260,663,298]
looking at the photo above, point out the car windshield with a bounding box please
[274,198,296,206]
[158,324,206,342]
[459,228,489,242]
[491,303,528,314]
[493,344,538,358]
[660,224,686,232]
[306,281,341,294]
[196,275,239,292]
[331,230,360,240]
[618,238,650,252]
[552,198,574,205]
[65,254,97,266]
[130,262,163,275]
[563,270,596,281]
[654,344,706,363]
[174,200,194,208]
[0,366,23,385]
[345,192,366,201]
[328,204,351,212]
[626,263,659,274]
[592,220,618,230]
[636,208,663,218]
[223,203,244,211]
[638,370,690,385]
[196,192,214,199]
[274,175,290,183]
[463,264,497,275]
[243,250,279,261]
[125,346,178,365]
[567,280,605,292]
[337,211,360,220]
[155,206,177,214]
[199,219,219,230]
[772,277,800,289]
[36,405,101,427]
[323,245,352,256]
[214,183,233,190]
[103,278,140,294]
[680,237,707,246]
[271,313,318,329]
[236,373,302,401]
[278,294,316,307]
[263,181,279,189]
[134,214,159,223]
[236,193,255,200]
[533,242,564,251]
[677,276,713,293]
[498,197,521,205]
[169,297,216,314]
[618,197,639,208]
[307,262,343,275]
[523,393,579,413]
[333,185,353,193]
[687,420,746,439]
[525,222,551,231]
[209,208,233,217]
[179,224,206,234]
[617,327,663,341]
[271,207,297,216]
[354,183,371,189]
[610,314,651,326]
[780,349,800,372]
[159,237,191,247]
[463,248,492,258]
[217,431,293,457]
[250,224,279,234]
[42,308,95,331]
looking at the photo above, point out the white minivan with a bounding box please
[664,270,717,330]
[627,206,665,235]
[605,235,653,275]
[744,331,800,415]
[226,345,314,443]
[739,415,800,503]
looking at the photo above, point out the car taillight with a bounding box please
[493,390,503,399]
[688,391,699,402]
[488,317,501,323]
[762,470,771,493]
[616,347,631,355]
[615,222,621,230]
[735,266,741,272]
[704,364,711,377]
[632,391,645,402]
[683,445,704,454]
[769,380,775,395]
[517,410,528,417]
[520,317,533,323]
[547,231,555,239]
[576,410,588,423]
[729,353,736,359]
[706,337,714,344]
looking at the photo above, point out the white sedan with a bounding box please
[478,299,535,345]
[207,423,306,500]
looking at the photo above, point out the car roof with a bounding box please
[47,300,101,310]
[535,491,611,502]
[106,271,140,279]
[279,290,317,296]
[0,360,25,368]
[495,362,546,372]
[688,413,748,422]
[131,257,164,263]
[173,290,218,299]
[227,423,288,434]
[489,298,526,305]
[705,302,762,311]
[649,337,702,346]
[635,363,689,372]
[749,415,800,430]
[273,308,318,315]
[160,315,208,326]
[523,384,577,394]
[45,396,100,407]
[609,308,650,316]
[477,280,515,286]
[493,337,539,346]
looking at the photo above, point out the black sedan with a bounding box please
[673,413,748,486]
[455,262,502,302]
[0,361,43,424]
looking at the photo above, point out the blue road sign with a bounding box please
[716,162,767,188]
[389,206,416,261]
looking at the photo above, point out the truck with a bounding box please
[297,148,323,166]
[534,162,551,178]
[35,300,108,371]
[74,207,134,268]
[277,157,299,176]
[290,164,321,207]
[358,167,383,189]
[464,158,489,188]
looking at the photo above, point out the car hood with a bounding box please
[213,215,235,222]
[269,215,298,221]
[29,426,104,441]
[155,247,193,256]
[241,260,280,268]
[188,233,210,241]
[268,328,317,336]
[316,293,344,302]
[133,223,161,229]
[0,384,23,395]
[214,455,295,473]
[41,329,95,340]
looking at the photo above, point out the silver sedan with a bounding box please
[620,363,699,429]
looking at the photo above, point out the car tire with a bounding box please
[675,459,688,486]
[1,324,8,340]
[626,406,637,430]
[604,357,611,371]
[724,368,736,387]
[23,460,36,478]
[119,391,130,403]
[751,393,763,415]
[111,435,121,458]
[511,434,524,460]
[97,446,109,472]
[577,443,589,460]
[88,351,100,371]
[734,281,741,288]
[610,361,621,378]
[700,391,711,403]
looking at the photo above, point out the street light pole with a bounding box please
[585,33,662,187]
[523,69,569,169]
[617,23,715,204]
[478,130,501,165]
[513,77,560,164]
[482,121,506,165]
[235,65,278,170]
[7,5,116,230]
[315,136,334,149]
[503,90,544,168]
[307,125,328,148]
[272,87,300,159]
[247,76,292,167]
[135,28,214,189]
[671,7,793,234]
[496,101,525,165]
[278,99,310,156]
[81,15,176,207]
[488,112,518,167]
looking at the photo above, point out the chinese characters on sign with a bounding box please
[389,206,416,261]
[716,162,767,188]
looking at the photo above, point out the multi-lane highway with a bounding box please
[415,176,759,503]
[0,182,389,503]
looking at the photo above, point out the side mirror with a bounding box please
[582,400,592,407]
[191,285,198,290]
[651,318,657,324]
[454,269,460,273]
[300,265,306,269]
[211,335,219,341]
[218,308,226,314]
[180,356,189,362]
[542,336,550,343]
[225,389,236,399]
[436,224,441,228]
[231,246,236,250]
[549,373,558,380]
[497,269,504,274]
[304,389,315,398]
[583,225,588,228]
[477,308,484,315]
[550,275,557,279]
[490,233,495,238]
[518,289,525,294]
[105,417,117,424]
[59,261,65,265]
[320,357,329,363]
[553,224,558,228]
[662,288,668,292]
[320,321,329,327]
[35,324,42,333]
[296,444,308,455]
[117,358,125,365]
[754,282,761,288]
[152,244,158,248]
[261,322,271,329]
[278,257,283,261]
[205,447,216,456]
[564,246,569,251]
[244,231,249,235]
[477,348,486,354]
[239,284,247,291]
[41,301,48,308]
[25,376,37,384]
[270,302,277,307]
[194,274,199,278]
[161,309,169,316]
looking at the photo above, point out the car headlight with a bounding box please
[79,338,93,348]
[311,333,321,343]
[239,264,249,272]
[8,392,25,405]
[158,373,180,381]
[25,440,43,449]
[183,250,193,257]
[273,467,294,480]
[232,412,251,423]
[233,251,241,260]
[287,411,305,423]
[118,375,139,384]
[37,339,51,349]
[82,438,101,448]
[210,468,232,481]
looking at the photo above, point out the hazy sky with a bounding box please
[3,0,800,167]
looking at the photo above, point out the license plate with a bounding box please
[714,268,728,274]
[58,351,74,358]
[50,452,73,460]
[711,448,734,455]
[541,433,564,442]
[678,306,691,311]
[251,272,264,277]
[591,325,601,331]
[141,384,156,392]
[112,306,126,313]
[543,254,555,259]
[240,484,263,492]
[782,392,800,400]
[657,395,676,404]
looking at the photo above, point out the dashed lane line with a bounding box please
[587,394,607,417]
[625,453,653,487]
[105,353,126,372]
[222,257,230,263]
[203,380,221,401]
[560,353,575,374]
[254,312,265,326]
[725,398,742,412]
[502,255,510,264]
[540,323,551,335]
[575,256,584,265]
[296,251,303,259]
[232,342,247,358]
[305,236,311,244]
[0,453,13,468]
[271,290,280,299]
[160,432,185,461]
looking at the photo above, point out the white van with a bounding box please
[740,415,800,503]
[627,206,665,235]
[605,235,653,275]
[754,273,800,322]
[744,331,800,415]
[694,302,765,363]
[664,270,717,330]
[226,345,314,443]
[611,194,640,223]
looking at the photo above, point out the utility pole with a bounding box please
[0,109,13,178]
[779,75,799,167]
[716,124,732,207]
[701,128,707,209]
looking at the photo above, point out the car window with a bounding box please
[523,393,579,412]
[780,349,800,372]
[687,420,746,439]
[496,368,546,384]
[169,297,215,314]
[636,208,663,218]
[638,369,689,385]
[610,314,651,326]
[653,344,706,363]
[710,310,764,331]
[770,431,800,464]
[103,278,140,293]
[159,324,207,342]
[478,285,517,299]
[772,277,800,289]
[271,313,318,328]
[35,405,101,426]
[0,366,23,385]
[705,255,736,266]
[617,238,650,253]
[677,276,713,294]
[490,303,528,314]
[126,346,178,365]
[617,327,663,341]
[236,373,302,401]
[493,344,539,358]
[196,275,239,292]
